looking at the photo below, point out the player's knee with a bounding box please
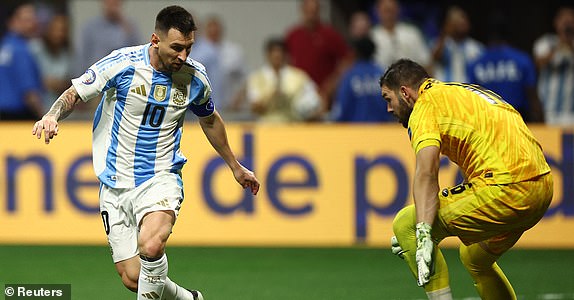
[459,244,486,275]
[392,205,416,238]
[459,244,472,267]
[139,237,166,258]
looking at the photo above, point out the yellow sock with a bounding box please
[393,206,450,295]
[459,243,516,300]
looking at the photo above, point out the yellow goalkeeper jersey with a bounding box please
[408,79,551,184]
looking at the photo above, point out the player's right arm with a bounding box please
[32,85,81,144]
[414,145,441,224]
[407,90,442,286]
[32,48,129,144]
[412,144,440,286]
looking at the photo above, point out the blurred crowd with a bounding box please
[1,0,573,125]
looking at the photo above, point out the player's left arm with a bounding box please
[198,111,260,195]
[413,144,440,286]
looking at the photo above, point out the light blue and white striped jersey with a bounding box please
[432,37,484,83]
[533,34,574,125]
[72,43,215,188]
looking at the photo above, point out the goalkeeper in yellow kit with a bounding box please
[380,59,553,300]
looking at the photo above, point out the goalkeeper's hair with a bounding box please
[155,5,196,35]
[379,59,429,92]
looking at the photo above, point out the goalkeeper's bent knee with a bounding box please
[391,206,420,279]
[459,243,498,274]
[392,205,417,239]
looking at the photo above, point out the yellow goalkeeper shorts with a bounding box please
[433,172,553,254]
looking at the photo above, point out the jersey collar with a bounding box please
[143,43,151,66]
[418,78,440,95]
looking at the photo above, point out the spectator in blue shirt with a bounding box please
[467,12,544,123]
[331,36,392,122]
[0,1,44,121]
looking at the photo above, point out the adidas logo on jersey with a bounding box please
[131,85,147,96]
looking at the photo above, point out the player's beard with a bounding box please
[169,59,184,72]
[158,52,183,72]
[396,95,413,128]
[165,59,183,72]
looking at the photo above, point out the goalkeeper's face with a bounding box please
[381,85,413,128]
[152,28,195,72]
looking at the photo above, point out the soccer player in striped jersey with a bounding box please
[380,59,552,300]
[533,6,574,125]
[32,6,260,300]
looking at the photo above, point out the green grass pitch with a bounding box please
[0,246,573,299]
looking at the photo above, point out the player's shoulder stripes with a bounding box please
[95,44,147,72]
[182,58,212,88]
[185,58,209,77]
[95,51,124,72]
[119,44,147,61]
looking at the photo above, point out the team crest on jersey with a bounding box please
[81,69,96,85]
[172,84,187,106]
[154,85,167,101]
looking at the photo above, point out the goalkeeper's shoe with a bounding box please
[391,236,408,259]
[186,289,204,300]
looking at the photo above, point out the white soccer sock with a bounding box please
[162,277,197,300]
[138,254,168,300]
[426,287,453,300]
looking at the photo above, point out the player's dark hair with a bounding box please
[379,59,429,91]
[155,5,196,35]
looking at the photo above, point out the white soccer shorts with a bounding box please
[99,172,184,263]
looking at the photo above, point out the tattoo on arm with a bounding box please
[46,86,81,120]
